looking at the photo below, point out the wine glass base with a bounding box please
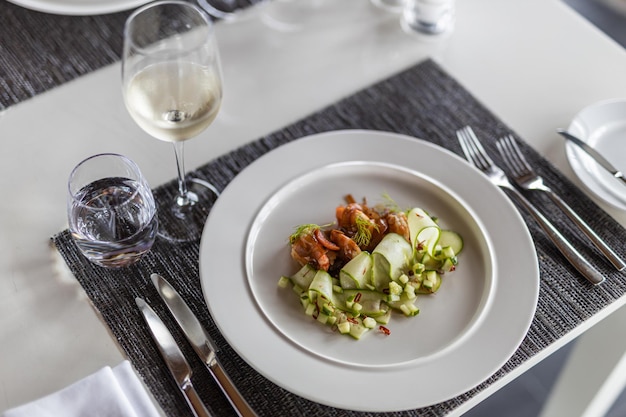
[156,177,220,243]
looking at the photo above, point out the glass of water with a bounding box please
[67,153,158,268]
[402,0,455,35]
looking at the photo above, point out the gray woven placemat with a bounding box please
[52,59,626,416]
[0,0,257,109]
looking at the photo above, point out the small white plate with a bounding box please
[566,98,626,210]
[200,130,539,412]
[6,0,149,15]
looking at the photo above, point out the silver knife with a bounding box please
[151,273,258,417]
[557,128,626,185]
[135,297,213,417]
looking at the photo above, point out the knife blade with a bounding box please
[135,297,213,417]
[557,128,626,185]
[151,273,258,417]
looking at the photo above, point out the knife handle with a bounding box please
[182,381,213,417]
[503,185,605,285]
[209,361,258,417]
[547,191,625,271]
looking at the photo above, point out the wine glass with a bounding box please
[122,0,224,242]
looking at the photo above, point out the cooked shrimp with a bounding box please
[330,229,361,261]
[314,228,339,251]
[290,232,331,271]
[336,203,377,245]
[385,211,410,242]
[336,203,366,231]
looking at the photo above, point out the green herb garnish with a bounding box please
[289,224,320,244]
[353,216,375,247]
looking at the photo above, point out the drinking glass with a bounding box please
[122,0,223,242]
[198,0,267,20]
[370,0,406,13]
[68,153,158,268]
[402,0,455,35]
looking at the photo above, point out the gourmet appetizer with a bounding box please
[278,195,463,339]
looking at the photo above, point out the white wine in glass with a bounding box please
[122,0,223,242]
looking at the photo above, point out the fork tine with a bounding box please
[464,126,496,166]
[497,135,532,178]
[496,136,523,177]
[456,126,493,170]
[457,129,475,166]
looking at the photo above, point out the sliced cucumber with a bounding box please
[339,251,372,289]
[374,309,392,324]
[308,270,335,302]
[339,290,389,317]
[407,208,440,257]
[438,230,464,255]
[371,233,412,291]
[289,264,317,289]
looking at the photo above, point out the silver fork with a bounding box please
[497,134,625,271]
[456,126,605,285]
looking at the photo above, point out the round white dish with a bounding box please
[7,0,149,15]
[566,98,626,210]
[199,130,539,412]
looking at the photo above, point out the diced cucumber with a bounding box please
[321,302,334,316]
[340,290,389,317]
[386,293,400,303]
[404,283,416,299]
[339,251,372,289]
[419,252,441,270]
[441,256,458,273]
[375,310,392,324]
[337,321,351,334]
[388,281,403,296]
[363,317,377,329]
[418,270,442,293]
[292,284,304,295]
[349,321,369,340]
[411,262,425,275]
[387,293,420,316]
[305,303,316,316]
[277,276,290,288]
[400,303,419,317]
[317,313,330,324]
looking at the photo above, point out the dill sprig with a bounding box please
[289,223,334,244]
[289,224,319,244]
[353,216,374,247]
[381,192,402,213]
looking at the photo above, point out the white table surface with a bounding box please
[1,0,626,414]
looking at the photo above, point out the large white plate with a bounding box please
[566,98,626,210]
[200,130,539,411]
[7,0,149,15]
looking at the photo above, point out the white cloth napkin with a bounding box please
[1,361,162,417]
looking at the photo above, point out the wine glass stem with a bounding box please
[173,141,194,207]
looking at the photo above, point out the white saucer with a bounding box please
[566,98,626,210]
[6,0,150,15]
